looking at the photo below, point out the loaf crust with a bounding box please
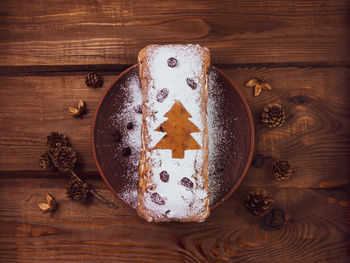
[137,44,210,222]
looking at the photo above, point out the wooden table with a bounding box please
[0,1,349,262]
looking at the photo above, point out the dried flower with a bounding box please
[245,77,272,97]
[38,193,57,213]
[47,131,70,149]
[85,72,103,88]
[51,146,77,171]
[262,104,286,128]
[69,100,86,118]
[244,189,274,216]
[39,151,54,170]
[244,78,258,88]
[254,84,262,96]
[273,159,292,180]
[66,178,90,201]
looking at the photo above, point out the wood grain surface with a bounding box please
[0,0,349,262]
[0,0,349,67]
[0,177,348,263]
[1,67,349,188]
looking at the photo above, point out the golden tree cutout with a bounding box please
[154,100,201,158]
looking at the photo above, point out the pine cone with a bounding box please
[262,104,286,128]
[47,132,70,149]
[51,146,77,171]
[39,151,54,170]
[85,72,103,88]
[273,160,292,180]
[244,189,274,216]
[66,178,90,201]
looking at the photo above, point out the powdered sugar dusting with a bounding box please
[207,68,236,205]
[111,66,236,210]
[109,74,142,208]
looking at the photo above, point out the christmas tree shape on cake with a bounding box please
[154,100,201,158]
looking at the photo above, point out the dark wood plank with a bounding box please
[1,67,349,189]
[0,176,348,262]
[0,72,111,172]
[227,66,350,189]
[0,0,349,67]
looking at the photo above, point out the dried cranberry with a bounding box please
[112,130,122,143]
[156,88,169,102]
[180,177,194,188]
[151,192,165,205]
[186,78,197,90]
[133,105,142,114]
[160,171,169,182]
[127,122,134,130]
[122,147,131,156]
[167,57,178,67]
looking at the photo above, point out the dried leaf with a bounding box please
[244,78,258,88]
[262,83,272,90]
[38,203,51,213]
[254,84,262,96]
[38,193,57,213]
[46,193,56,209]
[245,77,271,97]
[68,106,79,116]
[69,100,86,118]
[77,100,85,111]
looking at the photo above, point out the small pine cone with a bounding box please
[262,104,286,128]
[273,160,292,180]
[39,151,54,170]
[85,72,103,88]
[66,178,90,201]
[244,189,274,216]
[47,132,70,149]
[51,146,77,171]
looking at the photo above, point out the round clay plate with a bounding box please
[92,65,254,209]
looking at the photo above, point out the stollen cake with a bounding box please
[137,44,210,222]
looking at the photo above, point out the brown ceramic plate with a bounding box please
[92,65,254,209]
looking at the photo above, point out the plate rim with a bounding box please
[91,64,254,209]
[210,65,255,208]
